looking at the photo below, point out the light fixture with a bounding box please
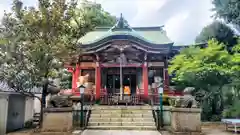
[79,85,85,95]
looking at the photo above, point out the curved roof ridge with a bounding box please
[79,14,172,45]
[82,30,171,45]
[96,26,164,30]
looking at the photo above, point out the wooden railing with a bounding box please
[149,88,184,105]
[73,88,184,105]
[99,88,146,105]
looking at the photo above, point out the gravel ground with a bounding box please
[201,128,238,135]
[7,128,239,135]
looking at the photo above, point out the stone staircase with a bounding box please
[33,112,40,126]
[87,105,156,130]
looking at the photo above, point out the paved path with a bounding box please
[81,130,161,135]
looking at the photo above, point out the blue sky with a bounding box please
[0,0,214,44]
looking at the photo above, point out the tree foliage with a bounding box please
[169,40,237,121]
[195,21,237,50]
[0,0,116,93]
[225,43,240,117]
[212,0,240,31]
[1,0,78,94]
[73,0,117,28]
[0,0,116,126]
[169,40,232,88]
[59,69,72,89]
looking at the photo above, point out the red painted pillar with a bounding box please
[68,67,75,94]
[142,62,148,97]
[95,62,101,99]
[72,70,76,93]
[71,64,80,94]
[75,64,80,93]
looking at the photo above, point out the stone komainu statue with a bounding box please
[47,82,73,108]
[171,87,198,108]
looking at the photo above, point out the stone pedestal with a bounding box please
[170,108,202,135]
[42,108,73,132]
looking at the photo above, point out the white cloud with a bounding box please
[0,0,214,44]
[0,0,37,21]
[162,0,214,44]
[96,0,138,21]
[131,0,167,26]
[0,1,11,19]
[95,0,214,44]
[165,11,190,43]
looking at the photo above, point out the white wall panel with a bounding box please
[0,94,9,135]
[24,96,34,123]
[34,94,41,113]
[7,94,25,132]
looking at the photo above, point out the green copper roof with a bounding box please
[79,27,172,45]
[79,14,172,45]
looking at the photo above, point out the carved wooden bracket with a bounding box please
[144,53,148,61]
[95,54,100,62]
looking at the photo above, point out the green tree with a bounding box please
[0,0,82,127]
[229,43,240,99]
[74,0,117,28]
[195,21,237,50]
[59,69,72,89]
[169,40,233,121]
[224,43,240,118]
[212,0,240,31]
[0,0,116,126]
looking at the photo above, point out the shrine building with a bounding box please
[66,14,202,104]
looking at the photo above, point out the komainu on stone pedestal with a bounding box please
[49,95,72,107]
[47,82,73,108]
[169,87,199,108]
[169,87,202,135]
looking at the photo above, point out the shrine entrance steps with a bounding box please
[87,105,156,130]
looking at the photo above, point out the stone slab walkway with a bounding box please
[81,130,161,135]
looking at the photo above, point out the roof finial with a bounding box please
[118,13,124,28]
[108,13,131,31]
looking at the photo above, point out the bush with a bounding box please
[210,114,222,121]
[223,100,240,118]
[24,119,33,128]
